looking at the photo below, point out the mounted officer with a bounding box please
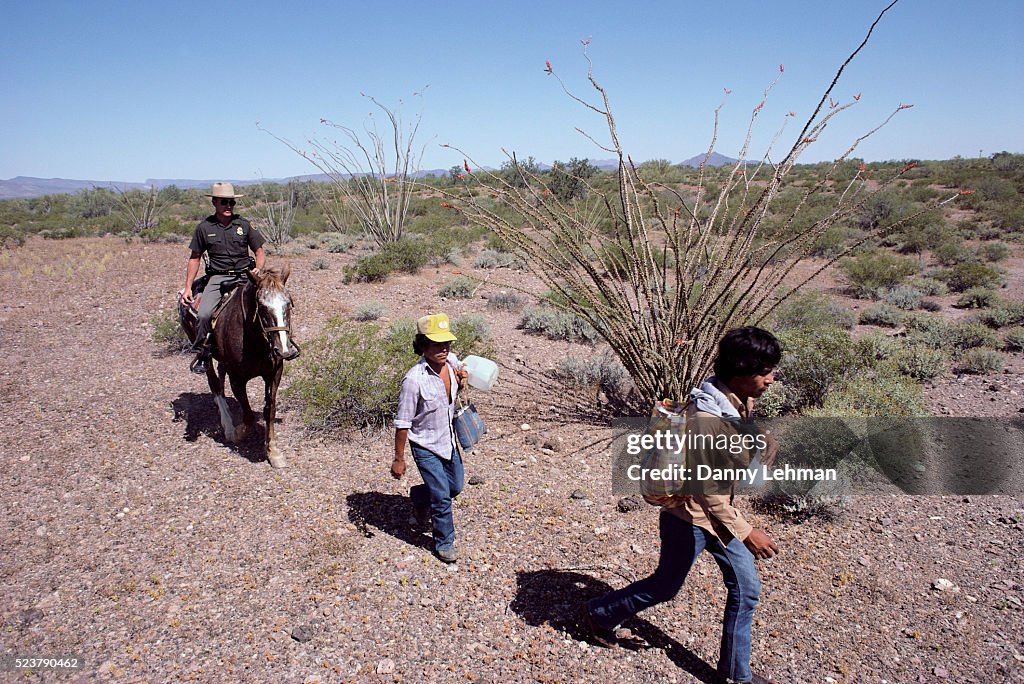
[182,182,266,374]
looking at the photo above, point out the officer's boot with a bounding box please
[190,333,213,375]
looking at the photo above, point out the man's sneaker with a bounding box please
[435,547,458,563]
[577,604,616,648]
[190,354,210,375]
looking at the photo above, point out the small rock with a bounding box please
[468,475,486,486]
[541,438,562,452]
[932,666,949,678]
[932,578,959,592]
[858,557,870,567]
[570,489,588,500]
[19,455,30,462]
[594,526,609,535]
[617,496,643,513]
[376,659,396,675]
[520,423,531,431]
[291,624,315,642]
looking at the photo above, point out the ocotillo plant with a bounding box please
[445,0,965,407]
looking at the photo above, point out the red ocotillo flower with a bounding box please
[779,63,784,73]
[959,189,976,195]
[319,117,327,124]
[457,173,465,181]
[580,35,591,46]
[724,87,732,95]
[829,97,838,109]
[753,100,765,114]
[440,202,452,208]
[464,159,471,173]
[902,162,917,173]
[859,162,866,173]
[544,60,553,74]
[897,103,914,111]
[853,93,862,101]
[803,136,817,144]
[787,111,797,117]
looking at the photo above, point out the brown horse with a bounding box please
[180,265,300,467]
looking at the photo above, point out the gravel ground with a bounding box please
[0,237,1022,683]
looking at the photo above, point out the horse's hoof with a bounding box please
[268,453,288,469]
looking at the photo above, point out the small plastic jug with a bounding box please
[462,355,498,391]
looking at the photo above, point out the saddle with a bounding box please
[178,274,245,329]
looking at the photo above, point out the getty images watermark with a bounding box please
[610,416,1024,497]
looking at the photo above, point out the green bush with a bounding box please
[972,301,1024,329]
[978,241,1011,263]
[487,291,525,311]
[286,316,495,431]
[520,305,600,345]
[352,302,385,321]
[883,285,923,310]
[0,225,25,247]
[310,256,329,271]
[553,350,631,401]
[910,276,948,297]
[893,345,949,381]
[859,303,904,327]
[326,235,356,253]
[150,308,191,352]
[853,331,898,365]
[933,241,973,267]
[815,373,927,417]
[450,315,497,360]
[947,322,1000,354]
[1003,327,1024,352]
[941,261,1003,292]
[956,287,999,309]
[839,251,919,299]
[775,327,862,410]
[957,348,1006,375]
[439,276,478,299]
[771,290,855,331]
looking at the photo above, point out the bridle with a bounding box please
[246,282,301,359]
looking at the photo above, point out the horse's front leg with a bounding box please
[228,374,255,443]
[208,363,238,443]
[264,362,286,468]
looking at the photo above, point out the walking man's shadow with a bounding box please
[345,491,433,552]
[510,570,724,684]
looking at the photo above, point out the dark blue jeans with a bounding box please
[409,442,464,552]
[587,512,761,683]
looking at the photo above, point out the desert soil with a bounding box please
[0,236,1022,683]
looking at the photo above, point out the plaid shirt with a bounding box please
[394,353,461,460]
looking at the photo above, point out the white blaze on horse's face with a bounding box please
[259,288,292,354]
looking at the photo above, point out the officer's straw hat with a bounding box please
[205,182,245,199]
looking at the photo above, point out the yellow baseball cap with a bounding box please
[417,313,458,343]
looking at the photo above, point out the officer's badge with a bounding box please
[236,226,244,236]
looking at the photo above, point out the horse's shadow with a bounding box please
[510,570,724,684]
[345,491,433,552]
[171,392,266,464]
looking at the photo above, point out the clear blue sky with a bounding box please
[1,0,1021,182]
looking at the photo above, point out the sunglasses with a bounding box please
[215,198,236,206]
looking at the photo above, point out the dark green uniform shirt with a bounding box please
[189,215,265,273]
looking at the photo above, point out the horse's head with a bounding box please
[250,265,300,361]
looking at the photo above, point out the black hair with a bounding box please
[412,333,429,356]
[712,326,782,380]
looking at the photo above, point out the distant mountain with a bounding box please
[678,152,739,168]
[0,156,740,199]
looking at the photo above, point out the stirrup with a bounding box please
[190,353,211,375]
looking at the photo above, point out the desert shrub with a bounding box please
[754,382,800,419]
[933,241,973,267]
[859,303,904,328]
[919,299,942,312]
[853,331,899,365]
[553,350,631,401]
[839,251,919,298]
[972,301,1024,329]
[957,348,1006,375]
[0,225,25,247]
[816,373,927,417]
[893,345,949,381]
[520,305,599,345]
[810,226,849,258]
[346,239,431,282]
[941,261,1003,292]
[1003,327,1024,352]
[956,287,999,309]
[978,241,1011,263]
[326,235,356,253]
[910,276,948,297]
[150,308,191,352]
[299,234,321,249]
[487,291,525,311]
[450,314,497,360]
[287,316,495,430]
[771,290,855,331]
[775,326,862,410]
[883,285,923,310]
[473,251,499,269]
[439,275,478,299]
[310,257,329,271]
[947,322,1000,354]
[352,302,385,321]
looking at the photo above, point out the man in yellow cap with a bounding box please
[182,182,265,374]
[392,313,469,563]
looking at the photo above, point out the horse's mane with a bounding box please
[258,266,289,291]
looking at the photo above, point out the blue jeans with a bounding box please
[409,442,464,552]
[587,512,761,683]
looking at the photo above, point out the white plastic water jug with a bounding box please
[462,355,498,391]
